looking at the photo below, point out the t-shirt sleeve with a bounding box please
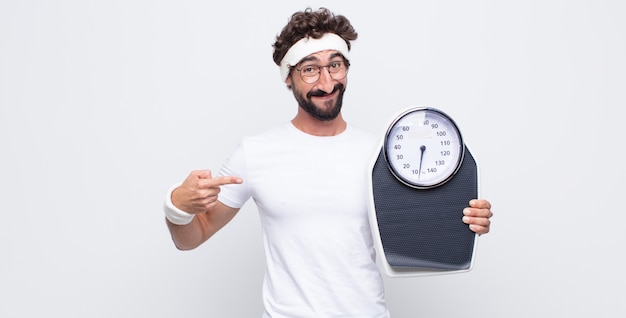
[217,142,251,208]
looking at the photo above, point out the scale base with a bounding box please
[369,147,479,277]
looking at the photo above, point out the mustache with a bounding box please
[307,83,344,98]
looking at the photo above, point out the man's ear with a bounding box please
[285,75,292,90]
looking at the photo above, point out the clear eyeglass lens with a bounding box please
[299,61,347,84]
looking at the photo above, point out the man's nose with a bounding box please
[316,66,335,92]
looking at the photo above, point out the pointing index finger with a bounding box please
[215,175,243,186]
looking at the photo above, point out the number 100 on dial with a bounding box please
[384,107,465,189]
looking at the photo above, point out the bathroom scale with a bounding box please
[368,106,480,277]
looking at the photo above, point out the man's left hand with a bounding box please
[463,199,493,235]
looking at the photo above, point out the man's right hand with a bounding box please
[171,170,243,215]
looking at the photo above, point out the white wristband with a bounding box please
[164,183,195,225]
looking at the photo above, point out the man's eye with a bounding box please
[329,62,341,69]
[302,66,317,74]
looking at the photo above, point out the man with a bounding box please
[164,7,493,317]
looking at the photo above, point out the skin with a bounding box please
[288,50,349,136]
[167,170,241,250]
[166,49,492,250]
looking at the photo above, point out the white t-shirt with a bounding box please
[218,122,390,318]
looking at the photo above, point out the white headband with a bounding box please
[279,33,350,82]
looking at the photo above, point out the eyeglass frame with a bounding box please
[290,57,350,84]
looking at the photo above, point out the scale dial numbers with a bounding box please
[384,108,465,189]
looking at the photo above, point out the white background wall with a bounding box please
[1,0,624,317]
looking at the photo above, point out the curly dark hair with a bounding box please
[272,7,358,66]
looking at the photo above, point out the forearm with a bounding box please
[164,202,240,251]
[165,205,238,250]
[166,217,208,250]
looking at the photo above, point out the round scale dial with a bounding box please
[384,107,465,189]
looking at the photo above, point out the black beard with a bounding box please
[294,84,345,121]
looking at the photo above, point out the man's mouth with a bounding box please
[307,84,343,99]
[310,91,335,100]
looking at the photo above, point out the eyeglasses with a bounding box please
[294,60,349,84]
